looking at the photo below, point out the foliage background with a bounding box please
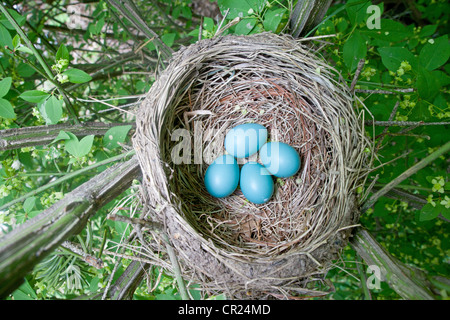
[0,0,448,300]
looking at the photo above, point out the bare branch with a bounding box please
[366,120,449,127]
[290,0,332,37]
[351,228,439,299]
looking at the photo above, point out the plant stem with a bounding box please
[162,233,190,300]
[361,141,450,212]
[355,254,372,300]
[105,0,173,60]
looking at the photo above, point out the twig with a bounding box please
[88,96,136,116]
[91,247,155,265]
[356,88,415,94]
[105,0,173,60]
[361,141,450,212]
[107,213,162,230]
[366,120,449,127]
[61,241,104,269]
[214,8,230,37]
[162,233,190,300]
[350,59,365,92]
[374,101,399,152]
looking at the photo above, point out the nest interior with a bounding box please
[133,33,371,298]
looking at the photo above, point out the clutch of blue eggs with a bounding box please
[204,123,301,204]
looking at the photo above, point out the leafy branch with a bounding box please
[0,156,140,298]
[0,122,135,151]
[0,150,136,212]
[361,141,450,212]
[0,4,80,123]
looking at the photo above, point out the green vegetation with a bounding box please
[0,0,448,300]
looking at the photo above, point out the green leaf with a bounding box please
[0,76,12,98]
[12,34,20,49]
[181,5,192,19]
[419,35,450,71]
[56,43,70,61]
[363,19,411,42]
[0,97,15,119]
[162,33,176,48]
[417,67,441,101]
[89,277,100,293]
[65,132,94,158]
[343,30,367,71]
[235,17,257,35]
[16,46,33,54]
[263,8,286,33]
[51,130,71,144]
[203,17,215,32]
[23,197,36,213]
[217,0,265,19]
[19,90,50,103]
[17,62,36,77]
[95,17,105,34]
[377,47,416,72]
[172,5,182,20]
[0,23,13,49]
[442,207,450,220]
[12,279,37,300]
[419,24,438,38]
[0,9,26,30]
[62,68,92,84]
[41,96,63,124]
[346,0,371,25]
[155,293,179,300]
[419,203,442,221]
[103,125,133,150]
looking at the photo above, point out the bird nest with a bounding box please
[132,33,372,299]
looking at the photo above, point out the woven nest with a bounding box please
[133,33,372,299]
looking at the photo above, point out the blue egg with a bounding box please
[259,142,301,178]
[224,123,268,158]
[240,162,274,204]
[204,155,240,198]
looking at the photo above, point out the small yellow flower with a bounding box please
[427,194,436,207]
[431,176,445,193]
[440,196,450,209]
